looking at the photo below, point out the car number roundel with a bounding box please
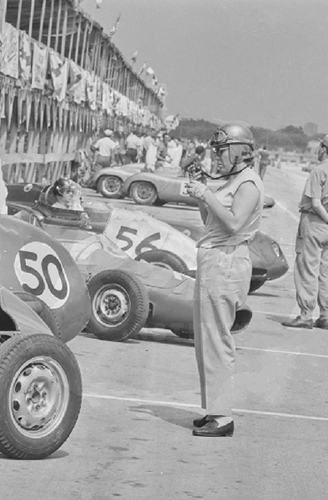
[14,242,70,309]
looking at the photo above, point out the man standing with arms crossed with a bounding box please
[282,135,328,329]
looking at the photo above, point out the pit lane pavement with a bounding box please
[2,164,328,500]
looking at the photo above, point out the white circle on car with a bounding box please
[14,242,70,309]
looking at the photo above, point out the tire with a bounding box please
[86,270,149,342]
[0,334,82,460]
[135,249,189,274]
[13,291,62,340]
[97,175,123,199]
[129,181,158,205]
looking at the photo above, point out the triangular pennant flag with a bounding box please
[25,91,33,131]
[6,86,16,130]
[17,88,25,128]
[39,95,46,131]
[33,91,41,129]
[52,100,57,131]
[131,51,138,64]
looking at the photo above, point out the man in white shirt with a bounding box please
[91,129,117,169]
[125,131,141,164]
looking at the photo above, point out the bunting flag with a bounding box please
[6,86,16,130]
[138,62,147,76]
[25,91,33,131]
[86,72,97,110]
[33,91,41,128]
[19,31,32,82]
[146,66,155,76]
[96,0,103,8]
[49,50,68,102]
[108,14,121,40]
[32,42,47,90]
[0,23,19,78]
[131,51,138,64]
[151,75,158,87]
[67,60,82,93]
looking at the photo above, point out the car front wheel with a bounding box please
[129,181,158,205]
[0,334,82,460]
[97,175,123,199]
[86,270,149,341]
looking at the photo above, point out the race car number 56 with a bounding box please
[14,242,70,309]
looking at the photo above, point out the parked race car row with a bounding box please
[90,163,276,208]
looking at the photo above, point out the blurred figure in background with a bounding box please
[91,129,117,170]
[257,145,270,180]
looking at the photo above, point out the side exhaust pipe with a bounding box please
[231,304,253,334]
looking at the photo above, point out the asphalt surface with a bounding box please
[2,163,328,500]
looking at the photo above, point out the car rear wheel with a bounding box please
[97,175,123,199]
[86,270,149,341]
[129,181,158,205]
[13,291,62,340]
[135,249,189,274]
[0,334,82,460]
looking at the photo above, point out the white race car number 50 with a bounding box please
[14,242,70,309]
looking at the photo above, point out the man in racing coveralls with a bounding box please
[282,135,328,329]
[186,123,264,437]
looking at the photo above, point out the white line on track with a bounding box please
[275,200,299,223]
[83,393,328,422]
[237,346,328,359]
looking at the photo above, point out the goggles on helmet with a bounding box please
[209,128,254,156]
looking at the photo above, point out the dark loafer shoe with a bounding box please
[193,415,211,428]
[313,318,328,329]
[281,316,313,329]
[192,420,234,437]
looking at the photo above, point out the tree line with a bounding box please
[173,119,323,152]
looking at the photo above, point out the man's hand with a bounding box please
[186,180,208,200]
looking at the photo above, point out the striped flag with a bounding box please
[109,14,121,40]
[138,62,147,76]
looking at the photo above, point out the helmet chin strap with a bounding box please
[203,158,251,181]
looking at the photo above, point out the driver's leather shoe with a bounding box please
[193,415,210,428]
[313,318,328,329]
[192,420,234,437]
[281,316,313,329]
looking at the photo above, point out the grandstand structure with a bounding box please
[0,0,164,183]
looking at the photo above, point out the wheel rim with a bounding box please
[135,182,155,201]
[102,177,122,196]
[92,284,131,327]
[9,357,69,439]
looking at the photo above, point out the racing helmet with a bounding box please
[209,122,254,165]
[53,178,72,196]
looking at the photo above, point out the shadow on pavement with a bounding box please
[130,404,200,430]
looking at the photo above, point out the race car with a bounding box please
[0,216,91,459]
[90,165,276,208]
[6,183,288,293]
[123,168,276,208]
[4,197,253,342]
[0,216,91,342]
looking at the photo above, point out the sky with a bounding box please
[80,0,328,132]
